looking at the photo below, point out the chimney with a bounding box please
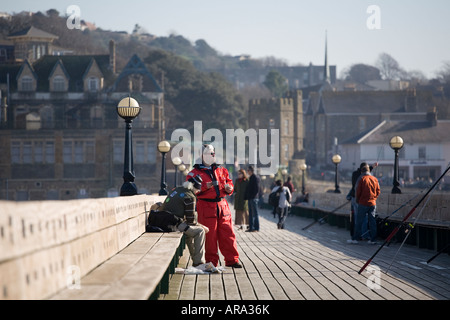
[426,107,438,127]
[109,40,116,74]
[404,88,417,112]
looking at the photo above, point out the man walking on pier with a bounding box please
[348,163,380,244]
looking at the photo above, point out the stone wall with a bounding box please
[0,194,165,300]
[308,191,450,227]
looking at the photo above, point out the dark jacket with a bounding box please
[234,178,249,211]
[244,174,260,200]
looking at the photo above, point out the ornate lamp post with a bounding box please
[117,97,141,196]
[158,140,171,195]
[300,162,307,195]
[178,163,186,186]
[281,169,288,182]
[172,156,182,188]
[332,154,341,193]
[389,136,404,194]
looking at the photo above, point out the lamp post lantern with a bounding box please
[158,140,171,195]
[281,168,288,183]
[389,136,404,194]
[300,162,307,195]
[332,154,341,193]
[117,97,141,196]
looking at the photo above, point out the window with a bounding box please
[34,142,44,163]
[0,48,7,62]
[418,146,426,159]
[63,140,95,163]
[21,76,34,91]
[53,76,66,92]
[114,140,157,164]
[284,119,289,135]
[90,106,103,128]
[40,106,54,129]
[22,142,32,164]
[284,144,289,160]
[10,140,54,164]
[358,117,366,131]
[147,141,156,164]
[88,77,99,92]
[11,142,20,163]
[113,140,123,163]
[136,141,145,163]
[45,142,55,164]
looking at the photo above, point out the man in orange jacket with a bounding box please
[187,144,242,268]
[349,163,381,244]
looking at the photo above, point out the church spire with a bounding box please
[324,30,330,84]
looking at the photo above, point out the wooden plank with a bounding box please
[160,205,450,301]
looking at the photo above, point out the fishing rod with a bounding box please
[359,188,425,241]
[385,182,438,273]
[302,200,350,230]
[358,164,450,275]
[427,243,450,264]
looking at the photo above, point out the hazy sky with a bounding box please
[3,0,450,78]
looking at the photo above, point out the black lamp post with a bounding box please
[117,97,141,196]
[158,140,171,195]
[332,154,341,193]
[172,156,182,188]
[178,163,186,186]
[390,136,404,194]
[300,162,307,195]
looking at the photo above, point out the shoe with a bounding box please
[347,239,358,244]
[368,240,377,245]
[226,262,243,268]
[277,223,281,229]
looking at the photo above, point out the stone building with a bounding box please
[0,35,164,200]
[248,90,305,172]
[303,88,435,168]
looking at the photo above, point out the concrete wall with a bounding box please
[0,194,165,300]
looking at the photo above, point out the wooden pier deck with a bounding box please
[159,205,450,301]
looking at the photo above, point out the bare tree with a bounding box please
[436,61,450,84]
[376,53,405,80]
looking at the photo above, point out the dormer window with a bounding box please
[21,76,34,91]
[88,77,99,92]
[53,76,66,92]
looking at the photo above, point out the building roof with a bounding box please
[351,120,450,144]
[306,90,434,115]
[32,55,113,91]
[8,26,58,40]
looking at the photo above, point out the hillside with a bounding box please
[0,9,252,132]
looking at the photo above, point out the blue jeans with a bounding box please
[248,199,260,231]
[353,204,377,241]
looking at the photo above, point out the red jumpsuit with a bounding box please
[187,164,239,267]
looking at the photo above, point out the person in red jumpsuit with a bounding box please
[187,144,242,268]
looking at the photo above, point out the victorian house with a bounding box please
[0,28,165,200]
